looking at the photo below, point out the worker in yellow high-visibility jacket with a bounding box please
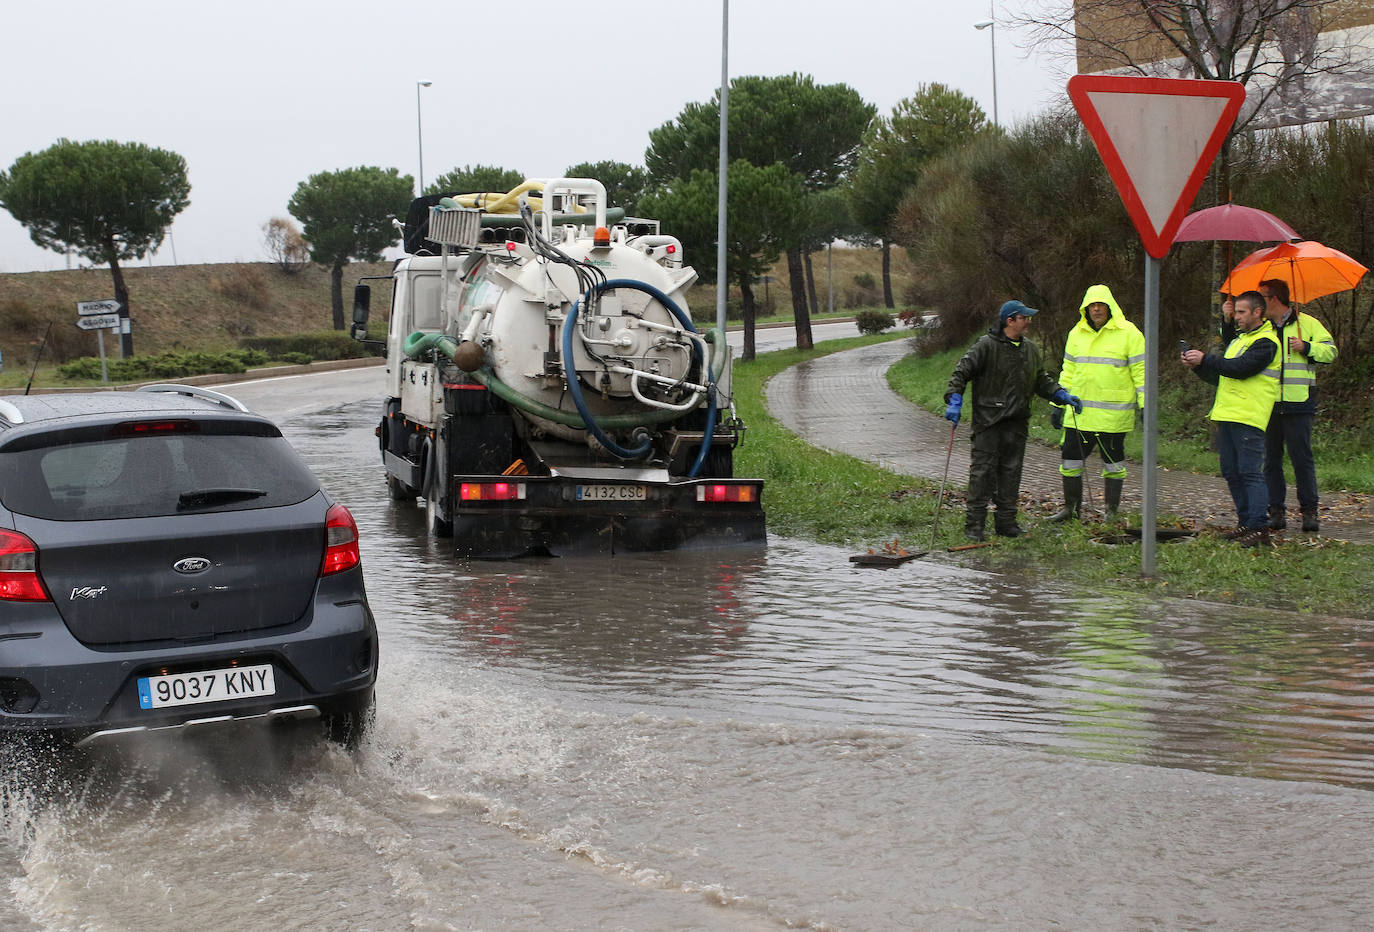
[1186,290,1281,548]
[1049,284,1145,522]
[1253,279,1337,534]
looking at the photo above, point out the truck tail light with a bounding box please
[459,482,526,501]
[696,484,758,503]
[0,530,51,602]
[321,503,361,576]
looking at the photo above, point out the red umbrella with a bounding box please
[1173,203,1300,243]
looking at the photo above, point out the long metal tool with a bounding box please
[930,421,958,549]
[1069,407,1097,516]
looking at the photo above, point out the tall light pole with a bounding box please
[416,80,432,196]
[973,19,998,128]
[716,0,729,336]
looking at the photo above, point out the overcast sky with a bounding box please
[0,0,1069,274]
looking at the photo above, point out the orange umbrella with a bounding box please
[1219,240,1368,303]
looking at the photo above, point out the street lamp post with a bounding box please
[416,80,432,196]
[973,19,998,128]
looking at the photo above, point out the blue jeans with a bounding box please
[1217,421,1267,530]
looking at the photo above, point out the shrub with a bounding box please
[239,331,378,360]
[280,352,313,365]
[57,350,250,382]
[227,348,270,367]
[898,309,941,330]
[855,310,896,335]
[853,272,877,290]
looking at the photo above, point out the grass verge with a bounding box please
[739,335,1374,618]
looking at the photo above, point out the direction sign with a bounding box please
[1067,75,1246,258]
[77,299,122,316]
[77,314,120,330]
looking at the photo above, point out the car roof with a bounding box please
[0,387,266,435]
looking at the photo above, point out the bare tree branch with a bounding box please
[1010,0,1374,130]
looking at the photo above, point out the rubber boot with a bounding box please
[965,506,987,542]
[1049,475,1082,523]
[1104,478,1124,521]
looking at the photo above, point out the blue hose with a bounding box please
[686,388,718,478]
[562,279,715,461]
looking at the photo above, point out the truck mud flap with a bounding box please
[449,510,765,558]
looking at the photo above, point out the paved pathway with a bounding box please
[765,339,1374,543]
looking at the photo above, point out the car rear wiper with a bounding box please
[177,488,269,509]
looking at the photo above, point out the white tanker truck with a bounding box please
[351,177,765,558]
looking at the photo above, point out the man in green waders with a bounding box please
[945,300,1080,541]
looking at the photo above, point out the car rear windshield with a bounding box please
[0,422,321,521]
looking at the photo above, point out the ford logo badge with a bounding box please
[173,557,213,575]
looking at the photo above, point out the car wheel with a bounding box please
[321,689,375,750]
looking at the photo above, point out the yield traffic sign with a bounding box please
[1068,75,1246,258]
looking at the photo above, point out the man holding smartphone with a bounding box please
[1182,291,1281,547]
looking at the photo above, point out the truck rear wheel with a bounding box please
[425,488,453,538]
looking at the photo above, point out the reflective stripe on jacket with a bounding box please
[1210,321,1281,430]
[1058,284,1145,433]
[1275,309,1337,407]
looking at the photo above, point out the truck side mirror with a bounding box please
[351,284,371,342]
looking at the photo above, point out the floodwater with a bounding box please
[6,370,1374,930]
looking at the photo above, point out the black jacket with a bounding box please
[946,326,1063,432]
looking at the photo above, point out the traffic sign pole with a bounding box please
[74,310,118,383]
[1143,256,1160,573]
[96,329,108,384]
[1068,75,1245,576]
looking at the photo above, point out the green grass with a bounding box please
[733,332,943,545]
[741,335,1374,618]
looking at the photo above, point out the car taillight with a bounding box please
[459,482,526,501]
[695,484,758,503]
[321,503,361,576]
[0,530,51,602]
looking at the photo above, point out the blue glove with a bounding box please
[944,393,962,424]
[1053,389,1083,414]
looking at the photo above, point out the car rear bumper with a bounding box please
[0,588,377,739]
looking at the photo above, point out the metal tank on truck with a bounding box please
[351,177,765,558]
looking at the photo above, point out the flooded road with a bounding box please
[6,365,1374,929]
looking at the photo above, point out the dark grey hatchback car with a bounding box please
[0,385,377,748]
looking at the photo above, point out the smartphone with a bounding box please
[1178,340,1191,353]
